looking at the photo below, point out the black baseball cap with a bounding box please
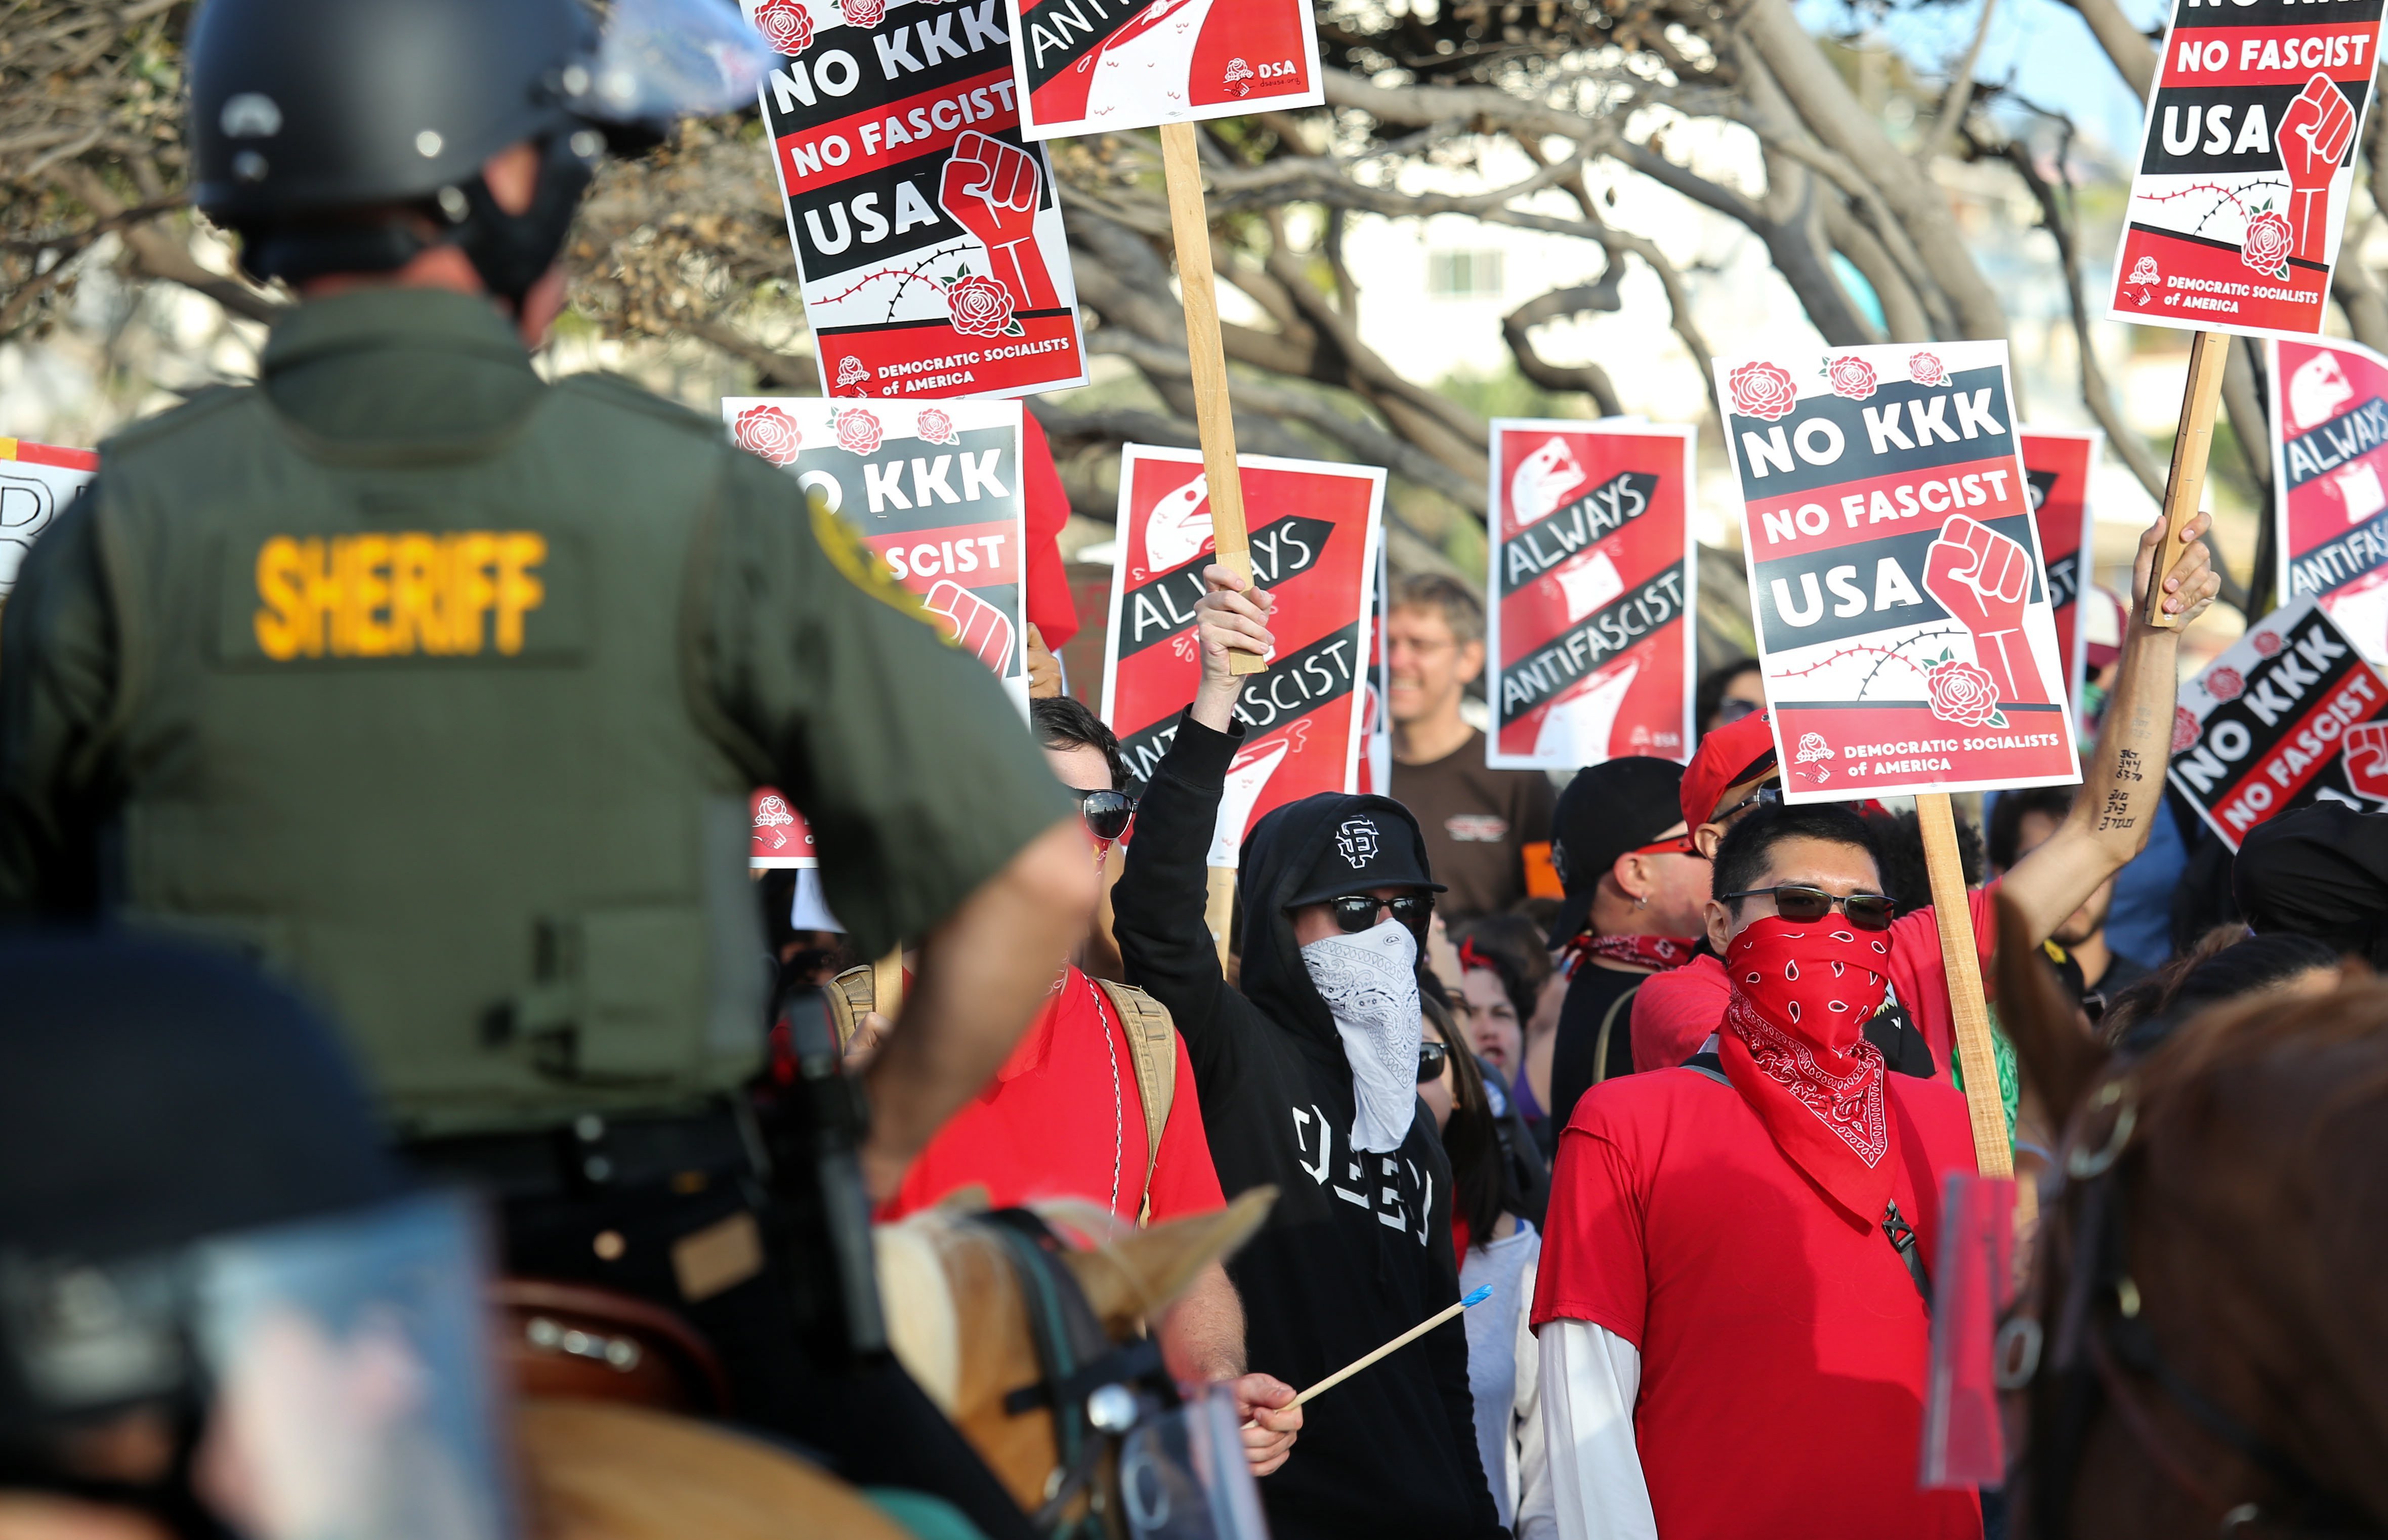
[1547,757,1690,946]
[1284,801,1448,908]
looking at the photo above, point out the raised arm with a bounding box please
[2000,511,2220,944]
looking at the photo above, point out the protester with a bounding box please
[1387,573,1557,921]
[2235,802,2388,970]
[1111,564,1501,1539]
[1865,805,1984,918]
[1454,916,1558,1121]
[1541,759,1710,1123]
[1534,803,1983,1539]
[878,697,1301,1474]
[1692,657,1767,740]
[0,4,1099,1531]
[1421,998,1556,1540]
[1628,512,2221,1080]
[1988,786,2149,1013]
[0,934,495,1539]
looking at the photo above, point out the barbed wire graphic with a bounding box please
[809,241,976,321]
[2133,178,2290,239]
[1770,625,1966,698]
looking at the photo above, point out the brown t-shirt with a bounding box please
[1390,729,1556,921]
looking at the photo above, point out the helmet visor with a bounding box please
[1117,1384,1270,1540]
[572,0,777,123]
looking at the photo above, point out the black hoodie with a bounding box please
[1112,714,1503,1540]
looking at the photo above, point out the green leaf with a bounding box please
[1988,711,2009,729]
[2276,262,2291,280]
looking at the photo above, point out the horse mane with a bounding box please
[873,1212,968,1415]
[2130,978,2388,1144]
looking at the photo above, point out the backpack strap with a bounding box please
[1094,979,1177,1226]
[1590,982,1643,1087]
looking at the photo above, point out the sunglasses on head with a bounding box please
[1324,893,1435,933]
[1716,783,1785,822]
[1068,787,1138,842]
[1416,1040,1448,1083]
[1717,883,1896,931]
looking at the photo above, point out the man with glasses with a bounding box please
[876,697,1303,1477]
[1110,570,1504,1540]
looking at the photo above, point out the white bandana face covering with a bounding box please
[1301,918,1423,1153]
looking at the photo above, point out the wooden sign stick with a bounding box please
[1915,792,2013,1179]
[871,946,906,1021]
[2146,330,2232,632]
[1159,121,1264,678]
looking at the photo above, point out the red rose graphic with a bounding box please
[2251,631,2282,657]
[2206,665,2245,702]
[1826,355,1877,400]
[1908,351,1948,387]
[2242,210,2294,276]
[835,409,883,455]
[840,0,886,26]
[2172,706,2201,754]
[732,403,802,466]
[1727,361,1798,422]
[1925,658,2001,727]
[947,274,1016,338]
[917,408,956,444]
[752,0,814,54]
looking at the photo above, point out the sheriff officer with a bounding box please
[0,1,1094,1532]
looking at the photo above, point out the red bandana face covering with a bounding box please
[1716,914,1896,1225]
[1559,933,1699,975]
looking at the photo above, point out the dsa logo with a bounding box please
[1794,731,1832,784]
[1335,817,1380,869]
[836,355,868,391]
[753,794,797,849]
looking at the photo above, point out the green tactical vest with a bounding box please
[89,371,768,1139]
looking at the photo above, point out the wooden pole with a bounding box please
[1294,1286,1492,1406]
[871,946,906,1021]
[1204,865,1237,972]
[1915,792,2013,1179]
[1159,121,1263,678]
[2145,330,2231,632]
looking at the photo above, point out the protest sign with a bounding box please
[1100,446,1382,859]
[2108,0,2383,340]
[1715,340,2081,802]
[742,0,1087,399]
[752,788,823,867]
[2019,428,2103,716]
[724,396,1030,695]
[1003,0,1324,141]
[0,437,97,601]
[1484,420,1696,769]
[2272,335,2388,661]
[2168,594,2388,846]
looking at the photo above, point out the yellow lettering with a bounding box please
[297,537,336,658]
[253,537,305,661]
[492,532,547,655]
[348,534,394,657]
[448,533,497,655]
[390,534,445,654]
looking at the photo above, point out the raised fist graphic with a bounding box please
[923,577,1018,673]
[2343,720,2388,805]
[938,131,1059,311]
[2281,73,2358,262]
[1923,514,2047,705]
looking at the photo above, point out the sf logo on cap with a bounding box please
[1336,817,1380,869]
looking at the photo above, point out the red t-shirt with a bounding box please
[1021,413,1079,649]
[1532,1066,1983,1540]
[1630,886,1997,1075]
[882,966,1224,1222]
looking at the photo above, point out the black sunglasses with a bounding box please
[1716,883,1896,931]
[1716,783,1785,822]
[1069,787,1138,841]
[1324,893,1435,933]
[1416,1040,1448,1083]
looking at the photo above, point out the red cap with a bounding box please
[1681,710,1781,832]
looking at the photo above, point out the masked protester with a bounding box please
[1532,804,1982,1539]
[0,934,510,1540]
[1108,568,1503,1540]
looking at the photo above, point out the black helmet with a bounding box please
[186,0,769,296]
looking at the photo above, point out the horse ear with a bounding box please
[1058,1187,1276,1336]
[1992,892,2109,1124]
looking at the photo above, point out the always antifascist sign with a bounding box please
[741,0,1088,398]
[2272,335,2388,661]
[2109,0,2385,339]
[2019,428,2103,720]
[2167,594,2388,847]
[1101,446,1382,864]
[1713,341,2082,802]
[1002,0,1325,140]
[1483,421,1697,770]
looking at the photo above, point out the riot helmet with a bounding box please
[0,934,516,1539]
[186,0,769,298]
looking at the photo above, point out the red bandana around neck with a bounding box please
[1716,915,1896,1225]
[1559,932,1699,976]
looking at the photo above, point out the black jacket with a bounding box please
[1112,714,1502,1540]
